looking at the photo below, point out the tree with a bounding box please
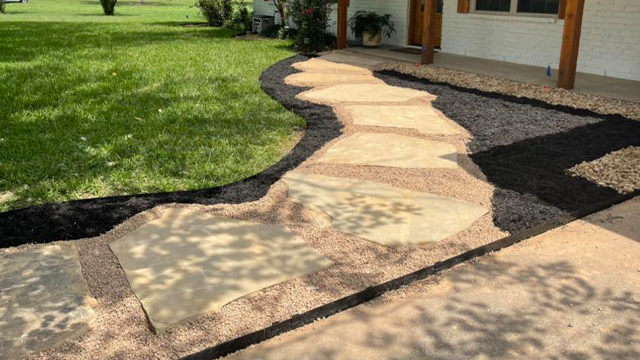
[271,0,289,26]
[0,0,6,14]
[100,0,117,15]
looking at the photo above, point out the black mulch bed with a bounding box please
[375,70,640,232]
[0,55,343,248]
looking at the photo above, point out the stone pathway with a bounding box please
[225,197,640,360]
[284,173,486,247]
[109,207,332,333]
[0,244,95,359]
[318,133,458,169]
[3,54,495,357]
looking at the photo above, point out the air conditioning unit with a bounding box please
[253,16,275,34]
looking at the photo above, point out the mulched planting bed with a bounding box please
[375,70,640,233]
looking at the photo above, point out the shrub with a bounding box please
[290,0,334,54]
[100,0,117,15]
[0,0,6,14]
[197,0,233,27]
[226,0,253,32]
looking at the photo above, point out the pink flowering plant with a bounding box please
[290,0,336,54]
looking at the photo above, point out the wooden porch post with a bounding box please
[337,0,349,49]
[421,0,437,64]
[557,0,585,89]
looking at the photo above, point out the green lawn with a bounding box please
[0,0,302,212]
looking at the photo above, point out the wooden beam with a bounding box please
[337,0,349,49]
[557,0,585,90]
[457,0,470,13]
[558,0,567,19]
[421,0,437,64]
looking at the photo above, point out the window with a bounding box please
[517,0,559,14]
[473,0,559,15]
[475,0,511,12]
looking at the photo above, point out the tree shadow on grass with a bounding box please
[0,56,342,247]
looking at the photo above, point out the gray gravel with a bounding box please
[379,62,640,121]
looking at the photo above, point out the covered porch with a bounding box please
[335,46,640,103]
[334,0,638,98]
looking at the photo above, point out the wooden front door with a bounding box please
[408,0,442,47]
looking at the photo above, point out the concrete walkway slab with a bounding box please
[0,244,95,360]
[319,133,458,169]
[285,72,384,87]
[109,208,333,333]
[225,197,640,360]
[343,105,459,135]
[283,172,486,247]
[298,84,435,105]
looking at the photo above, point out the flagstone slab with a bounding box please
[109,208,333,333]
[283,172,487,247]
[292,58,372,75]
[298,84,434,105]
[319,132,458,169]
[0,244,95,360]
[343,105,460,135]
[319,53,386,68]
[285,72,384,87]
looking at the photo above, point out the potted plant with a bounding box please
[348,10,395,47]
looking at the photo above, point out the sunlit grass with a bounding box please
[0,0,301,211]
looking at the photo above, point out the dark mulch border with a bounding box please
[375,70,640,232]
[0,55,343,248]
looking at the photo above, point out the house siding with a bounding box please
[442,0,640,81]
[253,0,640,81]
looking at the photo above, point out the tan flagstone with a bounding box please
[283,172,487,247]
[285,72,384,87]
[292,58,372,75]
[109,208,333,333]
[318,53,387,68]
[298,84,435,105]
[0,244,95,360]
[318,133,458,169]
[343,105,460,135]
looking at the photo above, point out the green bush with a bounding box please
[197,0,232,27]
[290,0,335,54]
[225,0,252,32]
[100,0,117,15]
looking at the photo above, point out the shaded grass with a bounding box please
[0,0,302,212]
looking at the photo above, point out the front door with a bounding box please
[408,0,443,47]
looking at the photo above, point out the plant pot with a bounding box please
[362,31,382,47]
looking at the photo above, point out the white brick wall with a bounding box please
[254,0,640,81]
[442,0,640,81]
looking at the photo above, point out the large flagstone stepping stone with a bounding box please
[285,72,383,87]
[319,132,458,169]
[283,172,487,247]
[298,84,434,105]
[319,53,386,68]
[109,208,333,333]
[0,244,95,359]
[343,105,460,135]
[292,58,372,75]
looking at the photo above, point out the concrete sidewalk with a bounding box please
[225,197,640,360]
